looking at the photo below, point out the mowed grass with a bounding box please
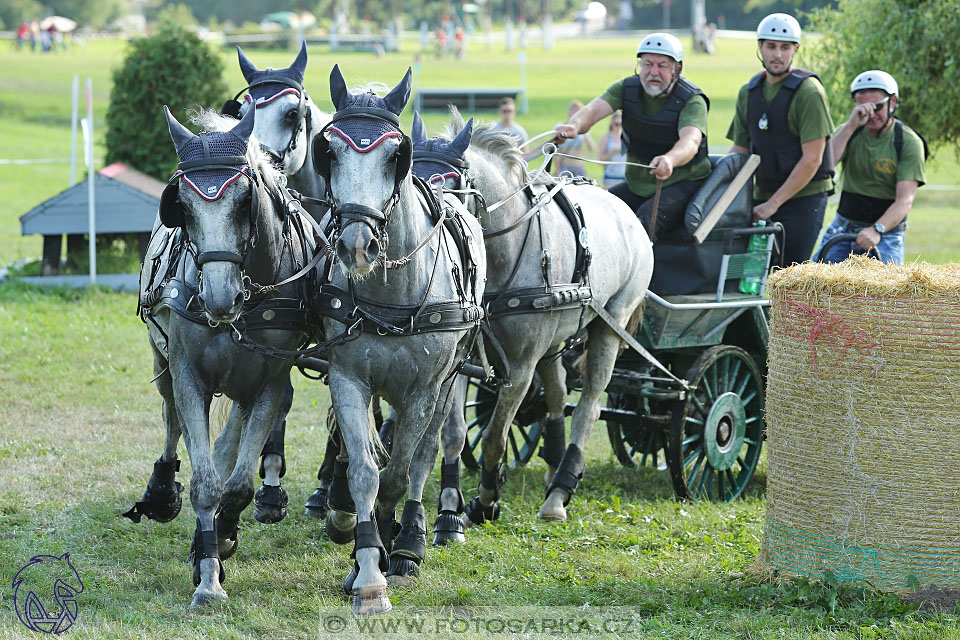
[1,34,959,639]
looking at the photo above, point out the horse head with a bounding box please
[411,110,475,204]
[232,43,312,175]
[163,105,261,324]
[314,64,413,278]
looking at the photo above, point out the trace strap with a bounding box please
[483,179,567,239]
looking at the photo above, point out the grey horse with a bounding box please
[312,65,485,614]
[225,43,333,524]
[411,109,652,533]
[134,105,319,608]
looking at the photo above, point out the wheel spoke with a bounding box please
[684,445,704,467]
[682,432,702,447]
[743,438,758,446]
[468,429,483,450]
[687,452,706,487]
[684,415,705,427]
[466,411,492,429]
[717,467,726,498]
[724,469,737,497]
[726,358,742,393]
[696,459,712,498]
[741,390,758,406]
[744,416,760,425]
[508,429,520,460]
[703,367,717,402]
[735,371,751,397]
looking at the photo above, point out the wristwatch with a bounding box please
[872,222,886,234]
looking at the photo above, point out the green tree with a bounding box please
[105,22,228,180]
[807,0,960,151]
[0,0,41,31]
[45,0,126,29]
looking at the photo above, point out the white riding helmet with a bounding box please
[850,70,898,97]
[637,33,684,63]
[757,13,801,44]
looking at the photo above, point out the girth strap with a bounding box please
[196,251,244,265]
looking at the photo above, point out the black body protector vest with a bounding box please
[620,75,710,165]
[746,69,834,194]
[838,120,930,224]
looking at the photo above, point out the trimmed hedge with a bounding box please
[105,23,227,180]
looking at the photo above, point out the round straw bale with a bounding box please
[762,257,960,592]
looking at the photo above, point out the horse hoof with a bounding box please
[385,557,420,587]
[190,587,228,609]
[326,509,357,545]
[253,484,289,524]
[343,563,358,595]
[432,512,466,545]
[461,514,479,530]
[537,504,567,522]
[303,487,329,519]
[351,586,391,616]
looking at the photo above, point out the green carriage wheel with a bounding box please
[668,345,764,501]
[605,393,669,469]
[461,374,546,472]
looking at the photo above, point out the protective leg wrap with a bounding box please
[387,500,426,580]
[214,511,240,561]
[545,444,585,507]
[433,458,466,544]
[328,458,356,514]
[191,519,226,587]
[258,420,287,479]
[253,483,289,524]
[122,457,183,523]
[436,458,465,514]
[305,435,340,518]
[538,417,567,468]
[304,486,329,519]
[465,462,505,525]
[378,418,396,454]
[343,516,390,595]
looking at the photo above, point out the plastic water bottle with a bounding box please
[739,220,768,295]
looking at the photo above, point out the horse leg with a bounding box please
[329,374,389,614]
[172,371,225,608]
[324,423,358,544]
[387,378,457,583]
[463,363,537,529]
[218,377,287,562]
[433,376,468,545]
[254,378,293,524]
[304,431,339,519]
[536,356,568,490]
[123,348,183,524]
[539,320,621,522]
[213,402,243,481]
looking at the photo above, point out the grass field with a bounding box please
[1,33,959,639]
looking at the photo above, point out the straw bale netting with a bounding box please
[763,256,960,592]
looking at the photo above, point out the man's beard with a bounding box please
[640,76,669,97]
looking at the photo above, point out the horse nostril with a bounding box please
[366,237,380,258]
[233,291,245,309]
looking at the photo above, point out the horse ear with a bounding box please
[237,46,259,82]
[449,117,474,157]
[330,64,351,111]
[382,67,412,115]
[163,105,193,152]
[290,41,308,82]
[231,101,256,143]
[412,112,427,144]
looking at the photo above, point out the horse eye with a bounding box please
[285,109,298,122]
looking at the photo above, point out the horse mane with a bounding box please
[190,108,284,188]
[350,81,391,96]
[444,106,550,187]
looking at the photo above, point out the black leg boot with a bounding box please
[545,444,585,507]
[464,462,505,526]
[122,457,183,523]
[254,418,289,524]
[325,457,357,545]
[387,500,426,583]
[305,433,339,518]
[433,458,466,545]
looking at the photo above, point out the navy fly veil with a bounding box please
[172,129,250,201]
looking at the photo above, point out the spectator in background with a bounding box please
[454,26,466,59]
[599,110,627,189]
[17,21,29,49]
[493,97,528,152]
[554,100,596,177]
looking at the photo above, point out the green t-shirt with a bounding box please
[836,121,926,201]
[601,77,712,198]
[726,73,835,201]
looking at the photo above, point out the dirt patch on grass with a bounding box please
[903,585,960,612]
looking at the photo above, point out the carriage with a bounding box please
[460,152,783,503]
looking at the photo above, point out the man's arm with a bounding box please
[554,98,614,143]
[854,180,919,250]
[830,102,872,161]
[729,144,749,154]
[648,125,703,180]
[753,136,826,221]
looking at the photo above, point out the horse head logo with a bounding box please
[12,553,84,634]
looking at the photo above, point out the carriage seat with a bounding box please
[648,153,754,296]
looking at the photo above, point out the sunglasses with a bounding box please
[872,96,890,112]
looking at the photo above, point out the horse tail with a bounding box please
[625,296,646,338]
[325,404,389,469]
[209,395,232,441]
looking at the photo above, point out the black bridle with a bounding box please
[222,76,311,169]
